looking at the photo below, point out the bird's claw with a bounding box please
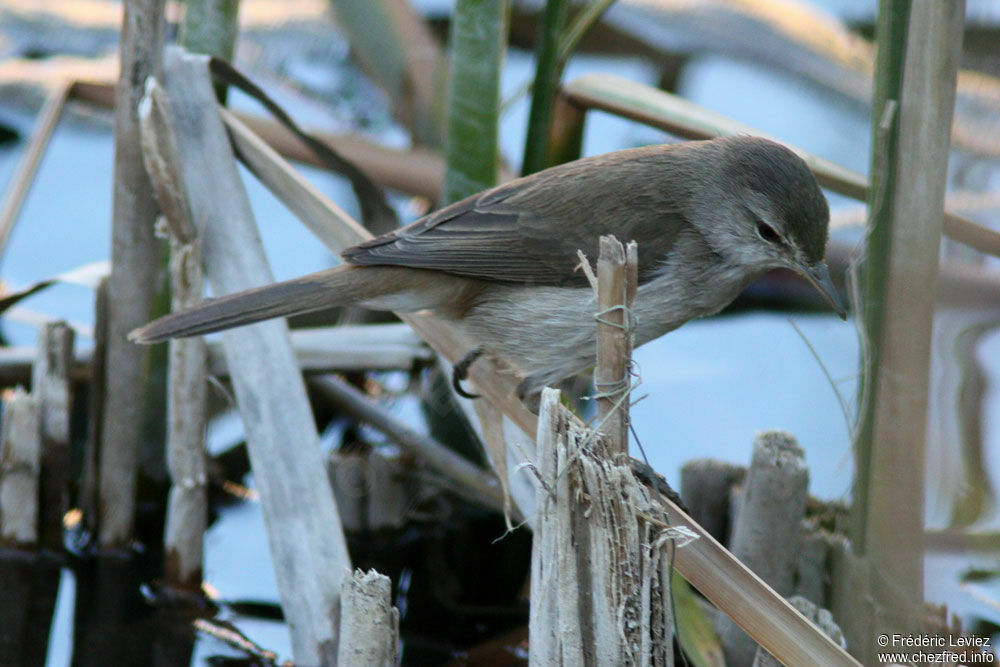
[452,347,485,399]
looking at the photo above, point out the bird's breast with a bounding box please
[633,240,756,343]
[453,244,759,393]
[460,285,600,386]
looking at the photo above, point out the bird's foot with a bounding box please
[630,459,689,514]
[452,346,485,399]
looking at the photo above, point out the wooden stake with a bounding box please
[337,569,399,666]
[719,431,809,665]
[99,0,166,549]
[80,278,108,537]
[0,389,41,547]
[162,48,349,664]
[32,321,74,551]
[138,76,208,588]
[530,388,675,664]
[594,235,632,455]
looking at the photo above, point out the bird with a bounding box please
[131,135,845,400]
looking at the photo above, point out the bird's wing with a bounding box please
[342,158,690,286]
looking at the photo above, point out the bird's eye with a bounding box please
[756,221,781,244]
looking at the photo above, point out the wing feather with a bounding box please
[342,146,694,286]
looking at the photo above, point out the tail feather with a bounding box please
[130,264,367,343]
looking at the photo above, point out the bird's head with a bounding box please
[690,135,845,319]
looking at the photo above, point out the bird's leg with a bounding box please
[514,375,546,414]
[452,346,486,399]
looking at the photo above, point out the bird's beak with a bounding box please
[795,260,847,320]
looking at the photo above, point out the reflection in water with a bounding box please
[928,312,1000,531]
[952,318,999,527]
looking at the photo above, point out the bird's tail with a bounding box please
[130,264,389,343]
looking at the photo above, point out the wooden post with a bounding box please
[680,458,745,543]
[138,77,208,590]
[529,388,675,665]
[80,277,108,537]
[0,389,41,547]
[337,569,399,666]
[161,47,350,665]
[594,236,634,455]
[719,431,809,666]
[33,321,74,551]
[100,0,166,549]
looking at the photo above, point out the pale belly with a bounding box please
[460,264,754,396]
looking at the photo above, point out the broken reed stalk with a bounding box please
[80,278,108,538]
[0,388,41,547]
[855,0,965,656]
[161,48,349,665]
[530,388,674,664]
[162,238,208,589]
[138,78,207,590]
[718,431,810,665]
[0,80,72,259]
[179,0,240,103]
[32,321,74,552]
[531,244,673,663]
[99,0,165,549]
[337,569,400,666]
[594,236,635,455]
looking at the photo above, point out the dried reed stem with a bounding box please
[0,81,71,259]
